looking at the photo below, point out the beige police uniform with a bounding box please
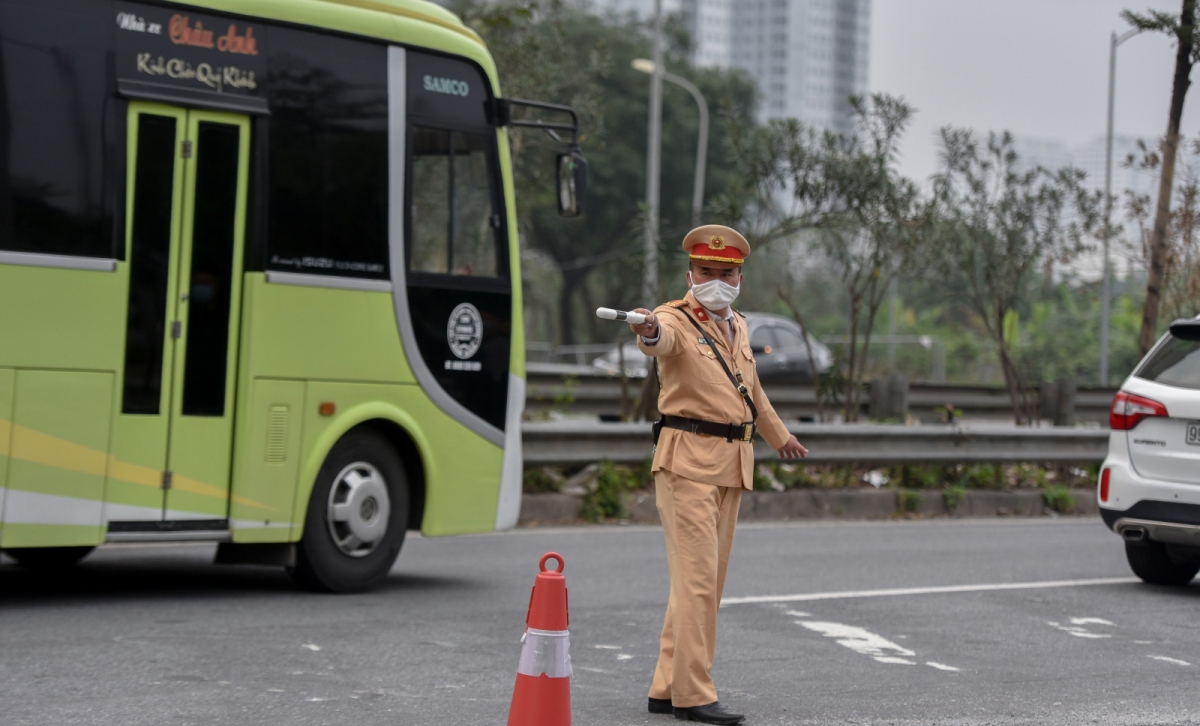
[639,287,791,708]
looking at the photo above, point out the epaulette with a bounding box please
[665,300,688,308]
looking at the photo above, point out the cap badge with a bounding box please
[708,236,726,250]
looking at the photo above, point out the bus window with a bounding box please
[263,29,388,280]
[0,0,114,259]
[122,113,178,414]
[409,127,502,278]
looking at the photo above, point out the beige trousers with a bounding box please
[648,469,742,708]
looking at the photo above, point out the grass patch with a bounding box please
[943,485,967,511]
[1043,485,1074,514]
[579,460,644,522]
[523,468,563,494]
[897,489,921,514]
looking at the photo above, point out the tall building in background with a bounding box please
[585,0,871,132]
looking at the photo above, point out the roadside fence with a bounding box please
[525,363,1117,425]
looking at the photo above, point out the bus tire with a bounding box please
[1125,540,1200,586]
[290,429,409,593]
[5,546,94,570]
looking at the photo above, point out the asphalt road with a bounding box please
[2,517,1199,726]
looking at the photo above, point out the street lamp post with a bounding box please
[633,59,710,228]
[1100,27,1143,385]
[642,0,665,306]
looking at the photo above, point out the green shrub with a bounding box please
[898,489,921,514]
[1044,486,1074,514]
[553,375,578,410]
[893,465,942,489]
[579,460,641,522]
[1014,463,1048,488]
[944,485,967,511]
[523,468,563,493]
[960,464,1000,489]
[753,466,776,491]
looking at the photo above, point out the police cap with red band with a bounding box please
[682,224,751,266]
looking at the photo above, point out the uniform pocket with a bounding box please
[692,342,725,384]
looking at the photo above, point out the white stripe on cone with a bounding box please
[517,628,572,678]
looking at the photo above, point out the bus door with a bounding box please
[121,102,249,524]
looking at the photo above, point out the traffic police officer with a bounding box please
[630,225,808,725]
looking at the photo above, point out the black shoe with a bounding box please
[649,697,673,715]
[673,701,745,724]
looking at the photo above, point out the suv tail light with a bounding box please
[1099,468,1111,502]
[1109,390,1169,430]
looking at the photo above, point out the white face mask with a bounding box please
[689,273,741,309]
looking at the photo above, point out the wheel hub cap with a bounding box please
[327,462,391,557]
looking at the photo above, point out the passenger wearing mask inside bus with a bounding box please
[628,224,808,724]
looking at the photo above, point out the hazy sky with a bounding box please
[870,0,1200,184]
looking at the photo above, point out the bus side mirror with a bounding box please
[556,148,588,217]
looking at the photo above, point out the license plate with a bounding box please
[1188,422,1200,446]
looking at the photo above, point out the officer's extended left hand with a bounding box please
[778,435,808,460]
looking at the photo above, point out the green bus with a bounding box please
[0,0,584,590]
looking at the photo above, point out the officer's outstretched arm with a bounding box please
[632,308,683,357]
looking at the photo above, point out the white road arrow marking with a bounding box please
[797,621,916,664]
[1048,618,1115,639]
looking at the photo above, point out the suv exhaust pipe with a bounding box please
[1121,526,1147,543]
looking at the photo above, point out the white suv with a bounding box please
[1100,316,1200,585]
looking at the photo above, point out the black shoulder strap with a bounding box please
[678,309,758,422]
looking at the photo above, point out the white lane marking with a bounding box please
[873,656,916,665]
[1135,640,1153,644]
[784,610,812,618]
[1148,655,1190,666]
[722,578,1137,606]
[798,621,916,662]
[593,645,621,650]
[1070,617,1114,626]
[616,654,634,661]
[926,661,960,672]
[302,643,322,651]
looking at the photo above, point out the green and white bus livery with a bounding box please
[0,0,585,591]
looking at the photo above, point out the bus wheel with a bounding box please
[5,546,94,570]
[290,429,409,593]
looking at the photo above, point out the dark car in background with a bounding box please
[593,312,832,382]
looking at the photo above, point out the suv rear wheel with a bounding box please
[289,429,409,593]
[1125,540,1200,586]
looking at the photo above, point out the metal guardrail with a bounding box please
[524,362,1118,423]
[521,421,1111,467]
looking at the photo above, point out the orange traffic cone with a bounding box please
[506,552,572,726]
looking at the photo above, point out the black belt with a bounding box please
[662,415,757,442]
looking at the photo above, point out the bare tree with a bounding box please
[1122,1,1200,355]
[931,130,1100,424]
[713,94,928,421]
